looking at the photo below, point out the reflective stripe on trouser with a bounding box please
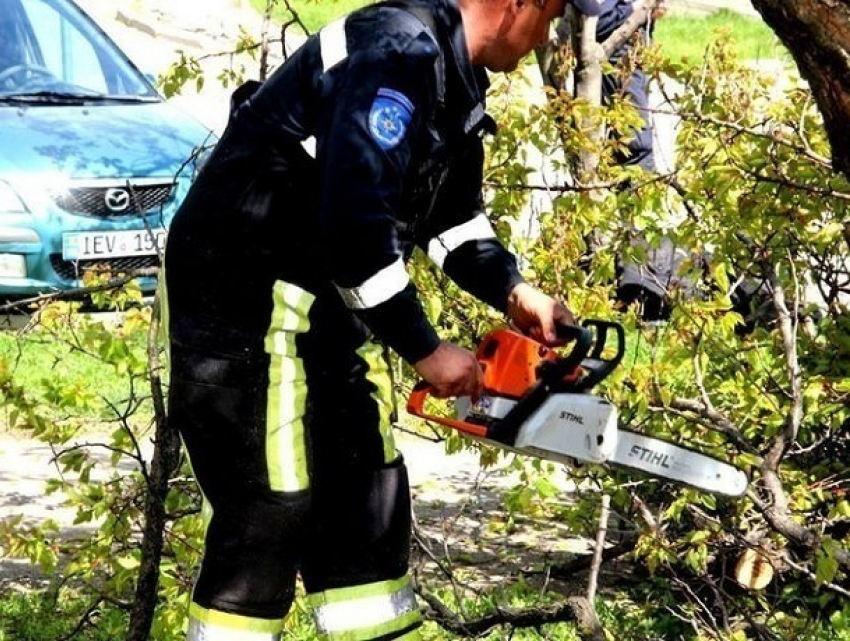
[357,339,398,463]
[264,280,314,492]
[308,575,422,640]
[173,280,316,633]
[186,603,283,641]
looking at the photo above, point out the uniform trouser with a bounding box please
[168,280,422,640]
[601,61,670,319]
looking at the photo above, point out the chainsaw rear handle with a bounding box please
[406,382,490,438]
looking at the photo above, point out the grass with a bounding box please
[653,9,788,64]
[254,1,785,65]
[252,0,366,34]
[0,312,155,431]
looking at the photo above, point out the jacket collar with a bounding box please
[432,0,494,136]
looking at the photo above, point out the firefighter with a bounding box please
[163,0,600,638]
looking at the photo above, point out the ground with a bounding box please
[0,419,597,588]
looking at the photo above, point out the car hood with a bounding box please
[0,100,214,180]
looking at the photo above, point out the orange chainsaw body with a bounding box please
[477,329,582,399]
[406,321,622,439]
[405,321,751,497]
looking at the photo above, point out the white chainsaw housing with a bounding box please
[515,394,619,464]
[456,392,748,496]
[457,393,618,464]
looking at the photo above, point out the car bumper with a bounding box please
[0,226,161,297]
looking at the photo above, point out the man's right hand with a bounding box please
[413,341,484,401]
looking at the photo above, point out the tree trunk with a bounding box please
[127,296,181,641]
[752,0,850,179]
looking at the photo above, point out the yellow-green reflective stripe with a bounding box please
[200,497,213,532]
[308,577,420,638]
[356,340,397,463]
[188,602,284,634]
[307,576,411,607]
[266,354,309,492]
[264,281,314,493]
[265,281,314,342]
[316,611,421,641]
[177,427,214,622]
[156,264,170,357]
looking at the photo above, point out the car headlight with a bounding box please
[0,180,27,213]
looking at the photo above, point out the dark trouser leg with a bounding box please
[297,293,422,640]
[172,280,317,640]
[604,63,676,319]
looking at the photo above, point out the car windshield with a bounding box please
[0,0,159,100]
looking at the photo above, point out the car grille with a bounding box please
[52,181,175,218]
[50,254,160,282]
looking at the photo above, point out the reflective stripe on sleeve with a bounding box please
[308,576,421,640]
[335,258,409,310]
[426,213,496,268]
[320,17,348,72]
[301,136,317,158]
[187,603,283,641]
[463,102,486,134]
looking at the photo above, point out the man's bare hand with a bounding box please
[413,341,484,401]
[506,282,575,346]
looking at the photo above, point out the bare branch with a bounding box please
[600,0,662,59]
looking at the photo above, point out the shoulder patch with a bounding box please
[368,88,414,151]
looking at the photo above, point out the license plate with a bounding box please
[62,228,166,261]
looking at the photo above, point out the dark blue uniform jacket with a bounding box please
[165,0,525,364]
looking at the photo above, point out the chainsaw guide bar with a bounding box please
[407,320,749,497]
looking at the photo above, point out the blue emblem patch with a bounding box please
[368,88,414,151]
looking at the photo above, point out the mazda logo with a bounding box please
[104,187,131,212]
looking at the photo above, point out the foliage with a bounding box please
[0,276,202,641]
[1,14,850,641]
[521,34,849,640]
[409,29,850,640]
[0,591,127,641]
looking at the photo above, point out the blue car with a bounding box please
[0,0,215,300]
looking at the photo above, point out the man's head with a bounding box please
[459,0,568,73]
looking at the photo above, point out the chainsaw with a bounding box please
[406,320,748,497]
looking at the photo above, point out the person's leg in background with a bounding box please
[605,59,678,321]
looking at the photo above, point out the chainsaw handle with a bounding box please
[539,320,625,391]
[406,382,489,438]
[576,320,625,389]
[555,323,593,345]
[541,323,594,383]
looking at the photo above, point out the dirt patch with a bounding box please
[0,427,598,596]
